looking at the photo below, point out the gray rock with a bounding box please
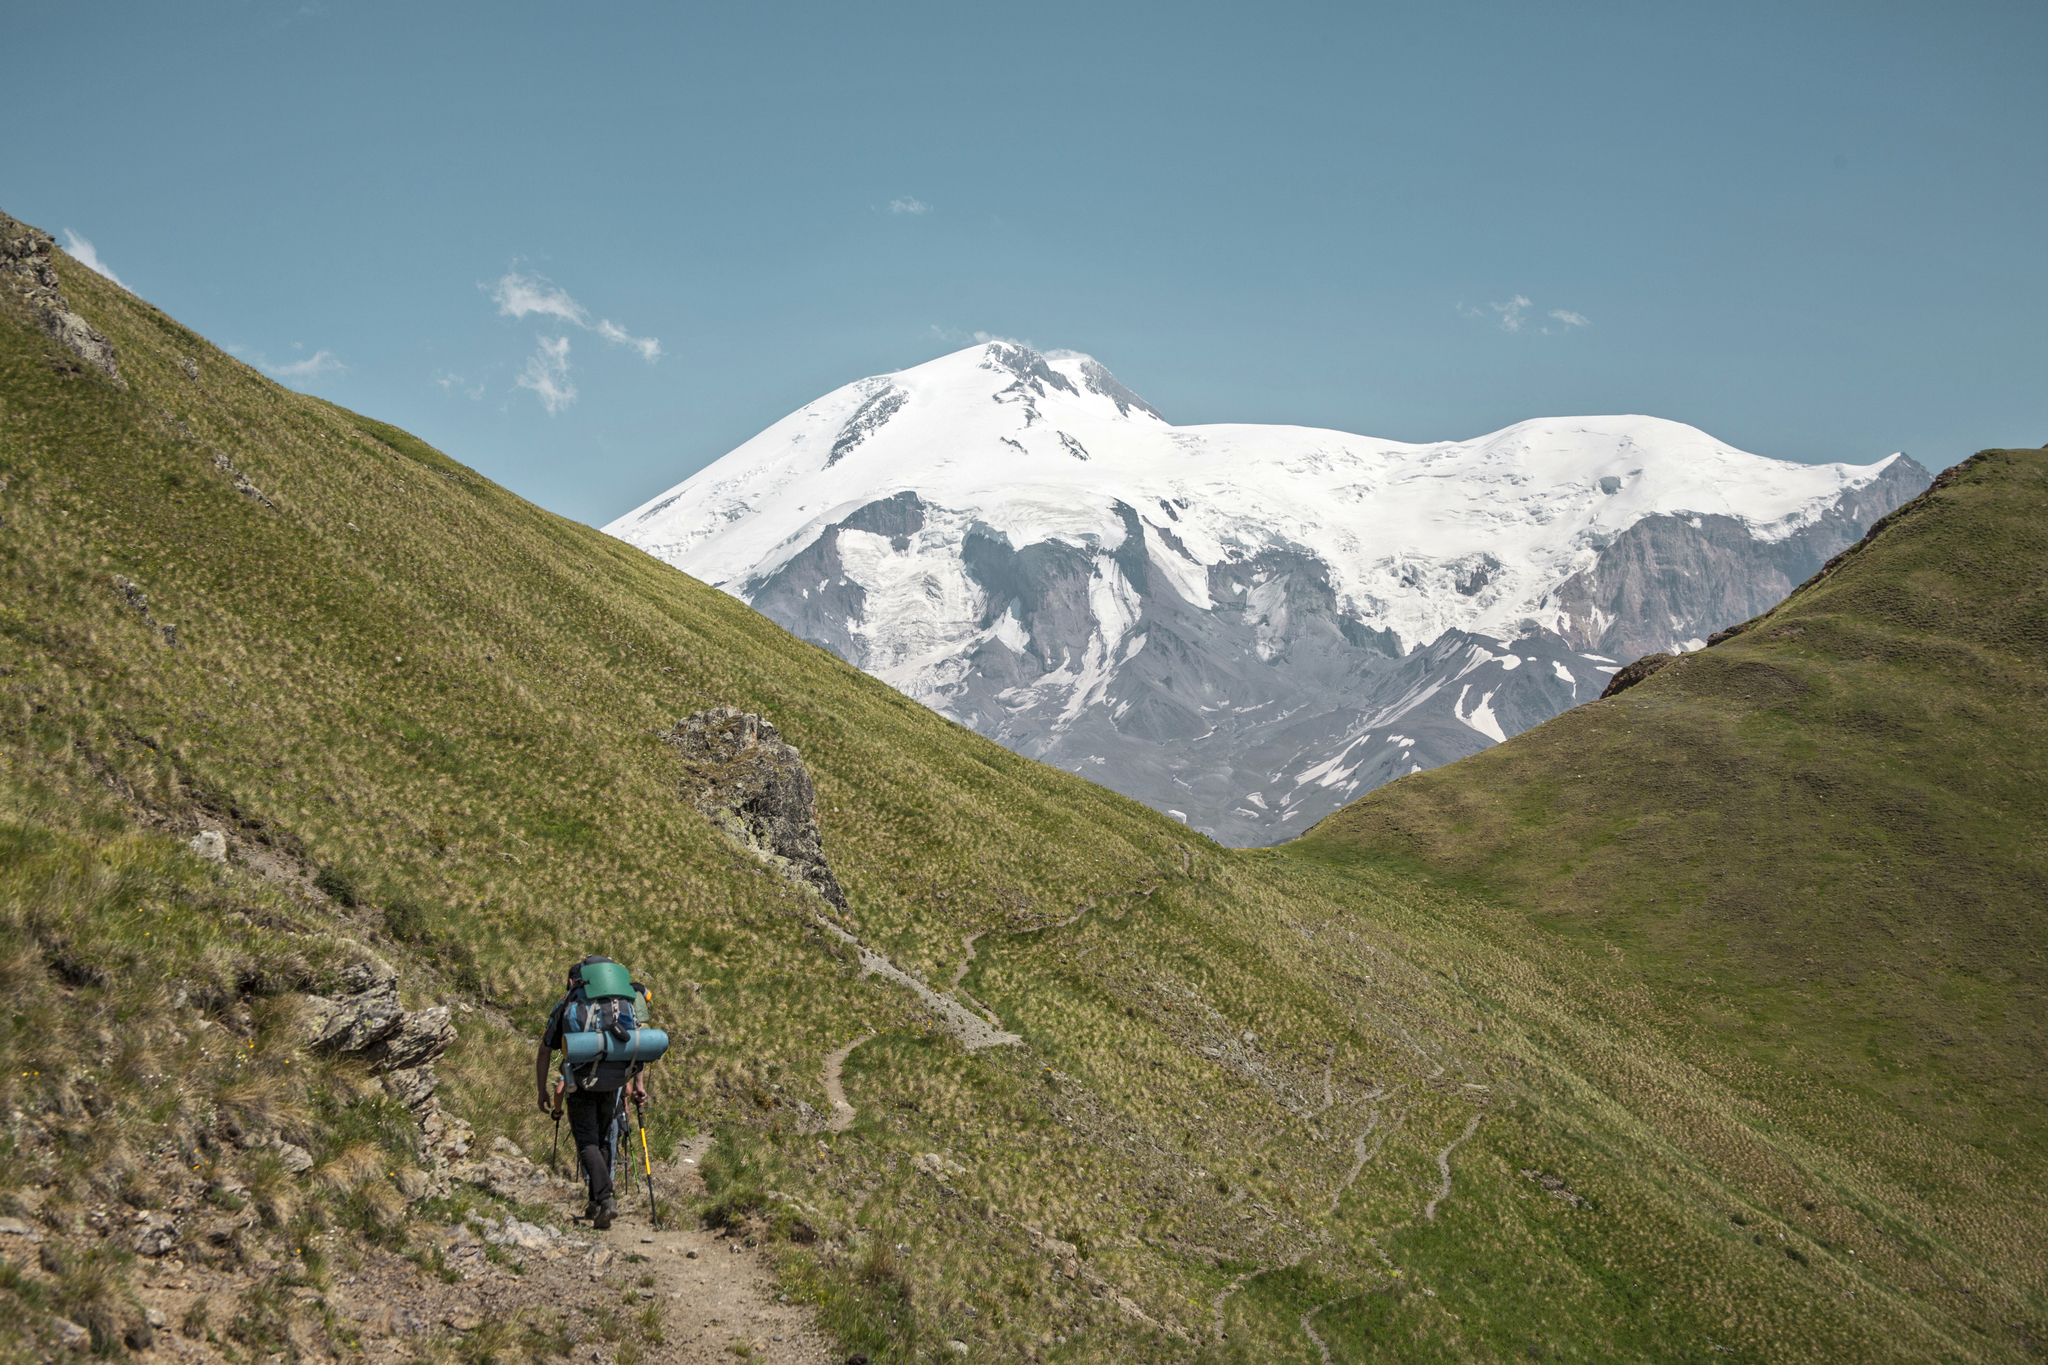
[378,1065,440,1113]
[363,1005,456,1073]
[0,1216,33,1237]
[301,980,404,1054]
[0,210,124,386]
[188,830,227,863]
[51,1318,90,1349]
[668,709,846,909]
[275,1142,314,1175]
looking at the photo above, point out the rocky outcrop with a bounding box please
[667,708,847,910]
[296,947,456,1116]
[0,210,124,386]
[1599,653,1675,700]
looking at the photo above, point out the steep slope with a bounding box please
[606,343,1928,845]
[1,209,2037,1365]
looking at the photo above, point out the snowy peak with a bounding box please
[606,345,1930,845]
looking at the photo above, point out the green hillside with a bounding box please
[2,209,2042,1363]
[1299,448,2048,1355]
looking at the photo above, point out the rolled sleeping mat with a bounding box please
[563,1028,670,1066]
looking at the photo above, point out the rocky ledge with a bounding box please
[0,209,125,386]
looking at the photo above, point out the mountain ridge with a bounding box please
[607,342,1929,843]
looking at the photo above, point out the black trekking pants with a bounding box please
[565,1090,620,1206]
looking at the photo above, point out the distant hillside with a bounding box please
[2,205,2039,1364]
[1299,445,2048,1341]
[607,341,1927,845]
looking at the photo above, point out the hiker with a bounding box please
[536,955,663,1230]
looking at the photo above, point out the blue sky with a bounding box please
[7,1,2044,524]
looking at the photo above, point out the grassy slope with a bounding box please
[1298,448,2048,1357]
[1,241,2040,1363]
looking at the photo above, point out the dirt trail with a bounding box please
[1300,1298,1343,1365]
[815,917,1020,1050]
[949,930,985,989]
[822,1031,875,1133]
[118,1134,834,1364]
[1424,1112,1484,1222]
[1326,1093,1395,1217]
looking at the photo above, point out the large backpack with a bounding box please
[557,956,668,1092]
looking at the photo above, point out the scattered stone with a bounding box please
[444,1311,482,1332]
[0,1217,33,1237]
[949,1341,970,1356]
[188,830,227,862]
[180,356,199,381]
[1519,1168,1586,1208]
[125,1322,157,1351]
[144,1308,166,1329]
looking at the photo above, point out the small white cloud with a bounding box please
[228,342,343,380]
[888,197,931,215]
[491,271,589,326]
[595,319,661,362]
[516,335,576,414]
[61,231,123,287]
[1548,309,1590,329]
[265,350,344,378]
[1492,295,1532,332]
[490,270,659,366]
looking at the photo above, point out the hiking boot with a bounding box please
[593,1197,616,1230]
[582,1201,598,1223]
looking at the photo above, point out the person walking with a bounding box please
[535,955,655,1230]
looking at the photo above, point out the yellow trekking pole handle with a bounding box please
[635,1095,661,1230]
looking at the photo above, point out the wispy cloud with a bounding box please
[596,319,661,362]
[227,342,345,382]
[1456,294,1590,336]
[516,335,576,415]
[61,230,123,287]
[889,197,931,215]
[488,270,660,370]
[266,349,344,378]
[492,272,588,326]
[435,370,486,400]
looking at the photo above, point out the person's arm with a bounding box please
[535,1039,555,1113]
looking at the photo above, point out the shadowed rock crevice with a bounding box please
[667,707,848,911]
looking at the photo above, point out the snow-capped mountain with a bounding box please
[606,342,1928,845]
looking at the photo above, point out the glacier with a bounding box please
[605,342,1928,846]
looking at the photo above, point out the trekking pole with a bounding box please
[633,1095,661,1231]
[549,1078,566,1177]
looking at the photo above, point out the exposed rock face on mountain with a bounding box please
[668,707,847,910]
[608,343,1929,845]
[0,211,124,386]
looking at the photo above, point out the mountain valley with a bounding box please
[1,207,2041,1365]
